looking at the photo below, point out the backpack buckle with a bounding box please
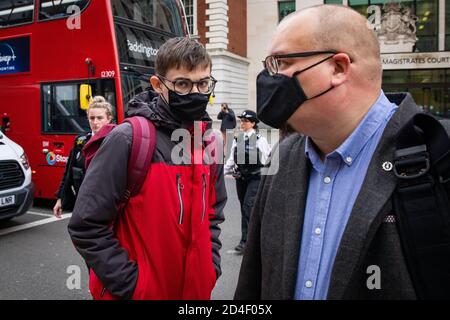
[435,149,450,184]
[440,175,450,184]
[122,189,131,201]
[394,144,430,180]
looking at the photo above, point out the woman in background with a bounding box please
[53,96,113,217]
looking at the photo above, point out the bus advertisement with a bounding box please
[0,0,188,199]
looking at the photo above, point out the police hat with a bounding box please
[237,110,259,123]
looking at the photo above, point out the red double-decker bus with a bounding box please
[0,0,187,199]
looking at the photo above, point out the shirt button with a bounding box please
[346,156,353,164]
[324,177,331,184]
[315,228,322,235]
[305,280,313,288]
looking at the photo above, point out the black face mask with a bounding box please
[165,89,210,121]
[256,56,335,128]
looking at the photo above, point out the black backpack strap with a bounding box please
[437,119,450,195]
[393,113,450,299]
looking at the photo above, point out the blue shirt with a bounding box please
[294,91,398,300]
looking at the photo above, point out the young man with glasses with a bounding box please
[235,5,450,300]
[69,37,227,300]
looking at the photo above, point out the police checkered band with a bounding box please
[383,215,396,223]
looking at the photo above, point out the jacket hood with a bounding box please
[126,87,212,131]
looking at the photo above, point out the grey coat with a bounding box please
[234,93,450,300]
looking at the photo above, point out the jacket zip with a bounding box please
[202,174,206,222]
[176,174,184,224]
[101,287,106,297]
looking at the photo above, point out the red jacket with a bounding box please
[69,90,226,300]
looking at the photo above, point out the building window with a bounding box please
[383,69,450,119]
[182,0,196,36]
[445,0,450,50]
[279,1,296,22]
[349,0,438,53]
[414,0,438,52]
[325,0,343,4]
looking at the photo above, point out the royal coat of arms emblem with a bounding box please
[369,2,419,53]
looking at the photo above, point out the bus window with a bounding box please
[42,83,88,134]
[112,0,184,35]
[121,70,151,113]
[42,79,117,134]
[39,0,90,21]
[101,79,117,119]
[0,0,35,28]
[116,23,170,69]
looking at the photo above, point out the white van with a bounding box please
[0,131,34,221]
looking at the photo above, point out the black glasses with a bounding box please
[262,50,338,76]
[158,75,217,95]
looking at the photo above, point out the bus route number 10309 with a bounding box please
[101,71,115,78]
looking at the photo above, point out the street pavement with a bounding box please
[0,177,243,300]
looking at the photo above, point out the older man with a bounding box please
[234,5,450,300]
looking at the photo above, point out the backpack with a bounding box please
[82,116,156,210]
[393,113,450,299]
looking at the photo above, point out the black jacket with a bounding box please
[56,133,91,211]
[217,108,236,131]
[234,93,450,300]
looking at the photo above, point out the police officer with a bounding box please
[225,110,271,254]
[53,96,113,217]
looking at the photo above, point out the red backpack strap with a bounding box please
[82,124,117,169]
[121,116,156,202]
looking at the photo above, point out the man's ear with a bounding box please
[330,53,351,86]
[150,75,163,94]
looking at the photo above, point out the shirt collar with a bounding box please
[305,90,397,167]
[305,138,322,169]
[244,129,255,138]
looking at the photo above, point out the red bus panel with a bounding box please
[0,0,187,199]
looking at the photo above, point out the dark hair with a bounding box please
[155,37,212,76]
[279,123,296,140]
[243,119,258,130]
